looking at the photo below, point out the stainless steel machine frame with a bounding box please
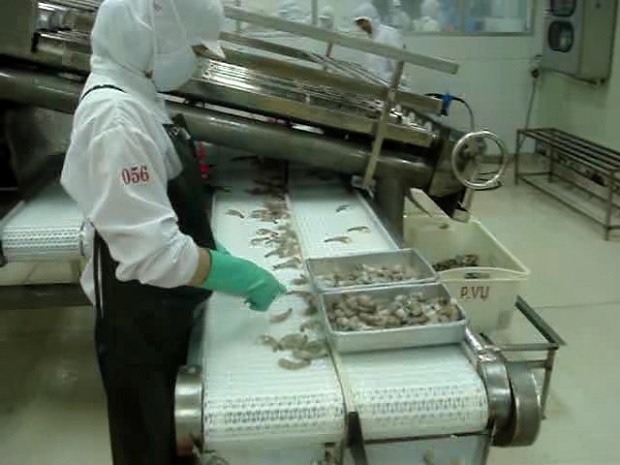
[173,201,565,461]
[0,0,510,234]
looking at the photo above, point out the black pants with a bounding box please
[95,316,195,465]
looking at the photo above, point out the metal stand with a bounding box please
[515,128,620,240]
[361,61,405,190]
[481,297,566,419]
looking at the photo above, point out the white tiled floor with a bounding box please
[0,179,619,465]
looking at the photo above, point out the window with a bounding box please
[225,0,535,36]
[465,0,532,34]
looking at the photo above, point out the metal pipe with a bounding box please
[362,61,404,188]
[516,297,566,346]
[175,103,432,184]
[311,0,318,27]
[0,67,433,188]
[42,0,99,11]
[234,0,241,34]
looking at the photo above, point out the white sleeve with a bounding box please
[87,122,200,288]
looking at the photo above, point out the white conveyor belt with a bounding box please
[1,183,84,262]
[203,184,345,448]
[203,170,489,449]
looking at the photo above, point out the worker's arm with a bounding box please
[86,121,205,289]
[188,248,211,286]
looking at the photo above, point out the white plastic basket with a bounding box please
[404,215,530,333]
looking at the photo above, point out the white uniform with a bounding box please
[353,3,408,85]
[417,0,441,32]
[319,6,335,30]
[60,0,226,302]
[392,0,411,30]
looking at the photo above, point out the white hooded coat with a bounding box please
[319,6,335,30]
[60,0,224,302]
[418,0,440,32]
[353,3,407,84]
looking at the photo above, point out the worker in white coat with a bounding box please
[353,3,408,86]
[417,0,441,32]
[60,0,286,463]
[392,0,411,30]
[319,5,335,30]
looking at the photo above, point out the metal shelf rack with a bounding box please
[515,128,620,240]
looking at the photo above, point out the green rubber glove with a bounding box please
[214,239,230,255]
[201,249,287,312]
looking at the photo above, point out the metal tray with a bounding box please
[306,249,438,293]
[318,283,467,353]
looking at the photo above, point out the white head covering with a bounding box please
[91,0,153,76]
[319,6,335,29]
[353,3,382,27]
[91,0,225,91]
[421,0,439,18]
[171,0,225,59]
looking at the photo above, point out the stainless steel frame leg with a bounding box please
[375,176,406,238]
[540,349,557,419]
[548,146,555,183]
[605,174,614,241]
[514,131,521,185]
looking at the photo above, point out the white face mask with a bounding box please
[152,46,197,92]
[150,0,198,92]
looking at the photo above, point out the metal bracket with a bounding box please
[346,412,369,465]
[464,329,512,435]
[329,346,369,465]
[175,365,205,457]
[361,61,405,190]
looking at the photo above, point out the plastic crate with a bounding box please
[404,216,530,332]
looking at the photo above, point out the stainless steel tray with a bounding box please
[306,249,438,293]
[318,283,467,353]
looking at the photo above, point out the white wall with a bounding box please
[393,35,539,146]
[534,3,620,150]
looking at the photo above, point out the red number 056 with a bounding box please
[121,165,150,185]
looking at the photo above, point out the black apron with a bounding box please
[86,85,215,465]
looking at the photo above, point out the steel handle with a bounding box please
[451,130,510,190]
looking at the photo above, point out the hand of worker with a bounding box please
[201,249,287,312]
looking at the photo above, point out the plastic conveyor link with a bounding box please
[203,182,345,449]
[203,172,489,450]
[0,183,84,262]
